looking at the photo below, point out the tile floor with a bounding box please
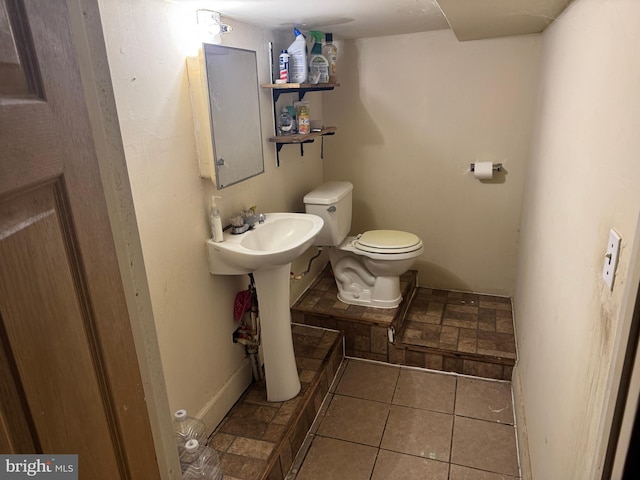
[287,358,520,480]
[393,287,516,380]
[400,287,516,360]
[209,325,343,480]
[292,266,516,380]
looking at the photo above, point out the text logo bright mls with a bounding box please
[1,455,77,479]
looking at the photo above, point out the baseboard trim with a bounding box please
[512,364,533,480]
[197,357,253,434]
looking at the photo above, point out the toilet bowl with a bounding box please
[304,182,424,308]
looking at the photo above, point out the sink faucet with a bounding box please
[230,208,265,234]
[241,208,265,227]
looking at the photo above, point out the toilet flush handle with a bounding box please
[327,206,336,213]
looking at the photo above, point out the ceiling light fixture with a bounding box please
[196,9,232,44]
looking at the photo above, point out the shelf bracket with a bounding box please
[265,83,338,167]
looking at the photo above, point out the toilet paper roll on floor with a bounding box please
[473,161,494,180]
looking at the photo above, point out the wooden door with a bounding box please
[0,1,161,478]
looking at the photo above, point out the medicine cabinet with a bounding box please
[186,44,264,189]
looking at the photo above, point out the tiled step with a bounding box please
[391,287,516,380]
[291,266,417,361]
[291,266,516,381]
[208,324,344,480]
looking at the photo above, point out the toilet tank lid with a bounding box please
[304,181,353,205]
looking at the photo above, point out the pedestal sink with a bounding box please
[206,213,324,401]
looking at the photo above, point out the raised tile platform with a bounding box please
[291,266,516,381]
[291,266,417,361]
[392,287,516,380]
[208,324,344,480]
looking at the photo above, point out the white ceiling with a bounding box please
[438,0,572,41]
[175,0,571,41]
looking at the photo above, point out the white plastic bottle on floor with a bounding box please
[180,439,223,480]
[173,409,207,456]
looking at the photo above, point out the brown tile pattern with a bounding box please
[371,449,449,480]
[381,405,453,461]
[455,376,514,425]
[394,288,516,380]
[316,395,389,446]
[207,325,344,480]
[451,416,520,476]
[449,464,520,480]
[392,368,456,414]
[291,265,416,360]
[401,289,515,358]
[334,358,399,403]
[292,268,517,381]
[287,359,521,480]
[294,436,377,480]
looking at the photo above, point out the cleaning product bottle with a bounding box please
[322,32,338,84]
[286,105,298,133]
[278,49,289,83]
[287,28,307,84]
[209,196,224,243]
[296,103,310,134]
[277,107,294,135]
[308,31,329,84]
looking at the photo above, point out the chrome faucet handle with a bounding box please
[258,213,266,224]
[230,215,245,227]
[230,215,250,234]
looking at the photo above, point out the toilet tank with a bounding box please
[304,181,353,246]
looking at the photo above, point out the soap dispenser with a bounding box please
[209,196,224,243]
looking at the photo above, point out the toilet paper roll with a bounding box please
[474,162,493,180]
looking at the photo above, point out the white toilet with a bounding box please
[304,181,424,308]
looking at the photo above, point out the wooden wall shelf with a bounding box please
[261,83,339,102]
[262,83,339,164]
[269,127,337,145]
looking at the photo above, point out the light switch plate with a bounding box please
[603,229,621,290]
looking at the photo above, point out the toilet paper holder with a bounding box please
[469,163,502,172]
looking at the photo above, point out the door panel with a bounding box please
[0,1,161,478]
[0,183,122,477]
[0,0,42,99]
[0,0,57,195]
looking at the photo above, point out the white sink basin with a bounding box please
[205,212,324,402]
[206,213,324,275]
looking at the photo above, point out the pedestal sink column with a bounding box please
[253,263,301,402]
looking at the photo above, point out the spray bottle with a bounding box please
[209,196,224,243]
[308,31,329,84]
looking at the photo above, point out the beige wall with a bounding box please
[98,0,325,432]
[68,1,180,476]
[323,30,541,296]
[94,1,640,476]
[513,0,640,478]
